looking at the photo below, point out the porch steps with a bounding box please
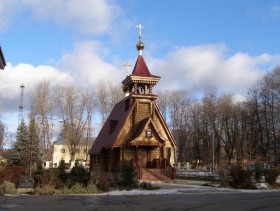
[141,168,172,182]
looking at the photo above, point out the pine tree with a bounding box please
[11,121,30,166]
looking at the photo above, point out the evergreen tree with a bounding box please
[11,121,30,166]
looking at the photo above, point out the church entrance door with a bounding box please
[139,148,148,168]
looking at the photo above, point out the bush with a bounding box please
[34,169,64,189]
[35,184,56,195]
[66,163,90,187]
[0,166,25,184]
[67,183,88,194]
[0,181,17,195]
[56,160,67,183]
[230,169,255,189]
[263,169,280,184]
[56,182,99,195]
[254,164,263,183]
[86,182,99,194]
[32,162,44,186]
[120,160,138,190]
[95,172,110,192]
[139,182,159,190]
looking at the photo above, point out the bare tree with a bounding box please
[168,90,192,162]
[97,81,123,123]
[0,120,5,149]
[52,85,95,161]
[157,90,169,121]
[29,81,53,159]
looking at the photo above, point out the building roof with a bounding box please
[132,55,151,77]
[89,99,136,155]
[0,46,6,70]
[54,137,95,146]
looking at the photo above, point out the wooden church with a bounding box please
[89,26,176,181]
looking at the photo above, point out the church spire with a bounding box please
[122,24,160,96]
[136,24,144,55]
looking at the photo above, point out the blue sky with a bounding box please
[1,0,280,134]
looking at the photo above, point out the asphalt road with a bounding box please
[1,191,280,211]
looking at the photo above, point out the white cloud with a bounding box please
[148,43,280,98]
[0,0,120,34]
[20,0,120,35]
[58,40,123,87]
[0,63,73,106]
[0,0,20,30]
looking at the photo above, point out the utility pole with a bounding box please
[212,132,215,180]
[18,84,25,125]
[86,115,91,162]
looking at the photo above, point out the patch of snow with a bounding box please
[99,188,182,196]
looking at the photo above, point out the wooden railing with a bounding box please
[153,158,176,179]
[132,159,142,180]
[163,158,176,179]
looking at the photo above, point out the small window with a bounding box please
[145,130,152,138]
[83,149,87,153]
[76,149,80,153]
[109,120,118,134]
[61,149,65,153]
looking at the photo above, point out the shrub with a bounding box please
[263,169,280,184]
[120,160,138,190]
[66,163,90,187]
[0,166,25,184]
[218,170,230,187]
[139,182,159,190]
[0,181,17,195]
[32,162,44,186]
[86,182,99,194]
[35,184,56,195]
[230,169,254,189]
[57,182,99,194]
[68,183,88,194]
[254,164,263,183]
[95,172,110,192]
[56,160,67,184]
[34,169,64,189]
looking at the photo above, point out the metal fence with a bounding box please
[176,169,221,180]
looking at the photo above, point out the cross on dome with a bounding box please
[136,24,144,41]
[136,24,145,55]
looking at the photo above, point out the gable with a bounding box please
[112,101,177,148]
[129,117,166,146]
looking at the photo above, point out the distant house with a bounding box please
[44,137,95,169]
[0,46,6,70]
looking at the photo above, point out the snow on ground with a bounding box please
[97,183,280,196]
[99,188,182,196]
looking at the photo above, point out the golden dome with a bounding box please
[136,41,144,51]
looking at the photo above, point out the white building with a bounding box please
[44,138,95,169]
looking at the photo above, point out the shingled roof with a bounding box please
[89,99,136,155]
[132,55,152,77]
